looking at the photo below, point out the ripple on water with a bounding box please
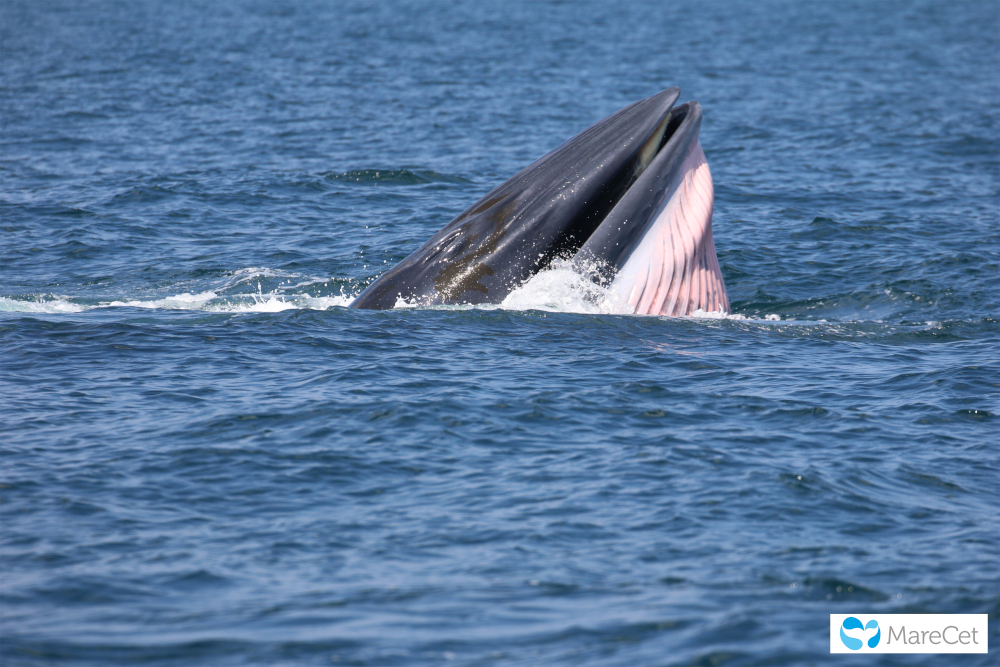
[0,1,997,666]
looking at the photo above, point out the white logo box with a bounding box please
[830,614,988,654]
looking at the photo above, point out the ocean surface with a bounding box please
[1,1,997,665]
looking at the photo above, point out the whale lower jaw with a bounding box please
[605,142,729,316]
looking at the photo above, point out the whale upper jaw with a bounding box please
[350,88,729,315]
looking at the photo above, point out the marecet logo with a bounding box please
[830,614,987,654]
[840,617,880,650]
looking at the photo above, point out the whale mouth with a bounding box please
[350,88,729,316]
[571,99,730,317]
[545,101,695,263]
[637,103,692,178]
[570,101,697,264]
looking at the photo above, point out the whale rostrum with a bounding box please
[350,88,729,316]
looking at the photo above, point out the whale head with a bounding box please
[350,87,728,316]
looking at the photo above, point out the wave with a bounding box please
[0,262,781,320]
[321,169,470,186]
[0,296,88,314]
[0,268,355,315]
[7,264,976,325]
[0,292,355,314]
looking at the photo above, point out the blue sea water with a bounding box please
[1,0,998,665]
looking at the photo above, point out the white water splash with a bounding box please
[390,259,765,320]
[0,266,358,314]
[500,259,632,314]
[1,264,780,321]
[389,259,631,314]
[500,259,754,320]
[0,296,86,313]
[104,291,221,310]
[0,293,356,314]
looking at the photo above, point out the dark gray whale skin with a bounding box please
[350,88,693,309]
[574,100,702,284]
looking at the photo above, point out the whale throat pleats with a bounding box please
[611,142,729,316]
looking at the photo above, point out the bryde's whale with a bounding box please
[350,88,729,316]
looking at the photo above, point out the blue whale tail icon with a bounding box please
[840,617,864,650]
[866,620,880,648]
[840,617,880,650]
